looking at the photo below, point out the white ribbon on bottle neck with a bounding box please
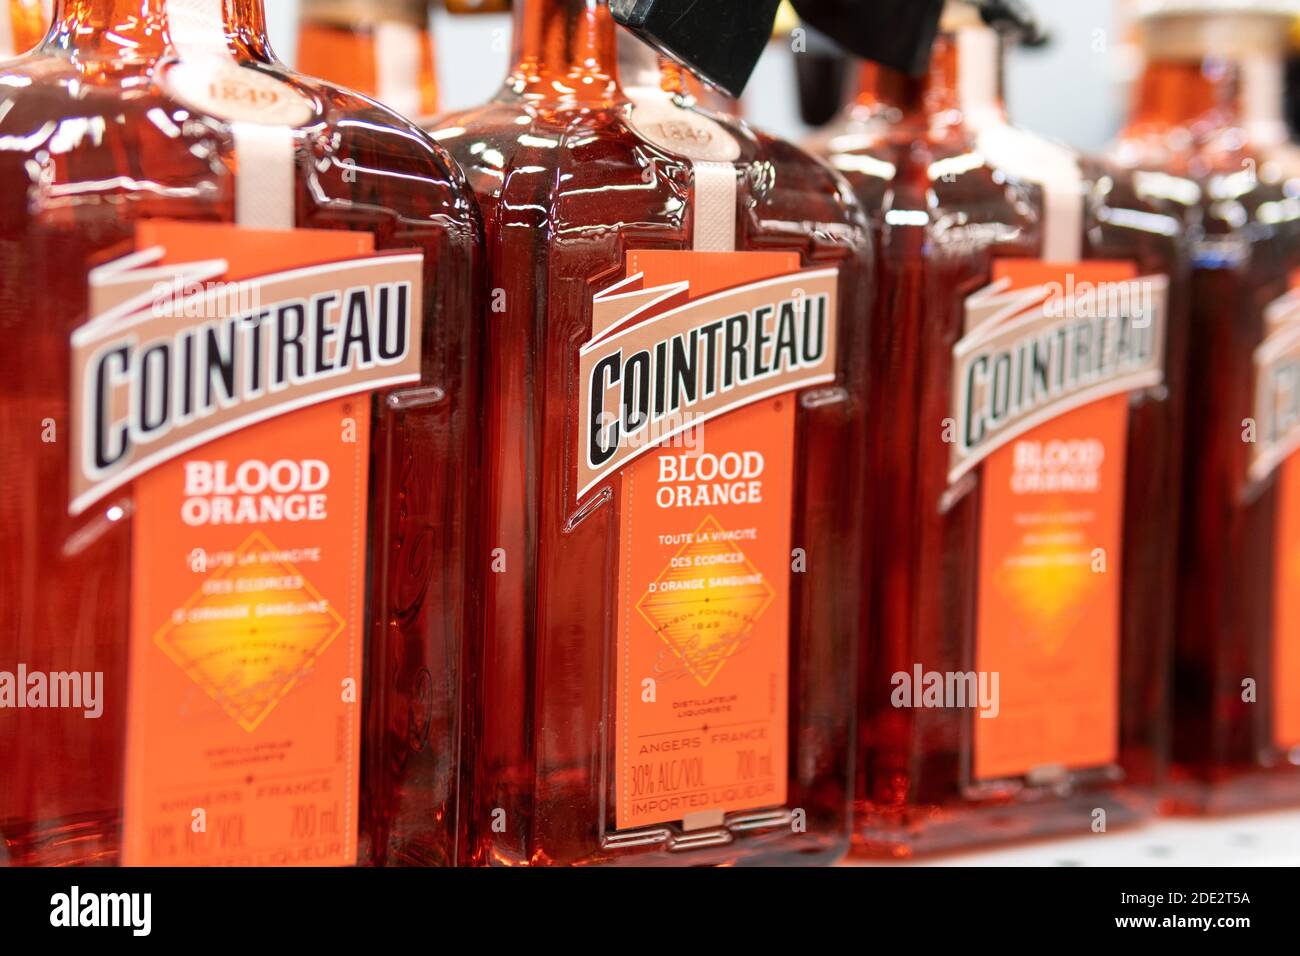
[165,0,297,231]
[957,24,1084,262]
[375,20,426,120]
[1241,54,1290,151]
[620,29,740,254]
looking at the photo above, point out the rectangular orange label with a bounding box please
[972,260,1131,781]
[613,250,801,831]
[1260,281,1300,749]
[1274,409,1300,751]
[121,224,378,866]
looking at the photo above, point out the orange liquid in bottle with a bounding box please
[811,11,1187,856]
[1109,8,1300,814]
[430,0,873,866]
[0,0,481,866]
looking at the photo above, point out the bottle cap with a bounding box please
[790,0,947,76]
[611,0,785,98]
[1135,0,1300,18]
[971,0,1048,47]
[1136,0,1297,57]
[792,24,849,126]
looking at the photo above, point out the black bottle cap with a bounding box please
[793,25,850,127]
[611,0,784,98]
[976,0,1048,48]
[789,0,946,76]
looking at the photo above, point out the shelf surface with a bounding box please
[841,809,1300,866]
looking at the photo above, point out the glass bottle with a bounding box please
[1109,1,1300,814]
[810,0,1188,856]
[0,0,481,866]
[429,0,873,866]
[297,0,438,120]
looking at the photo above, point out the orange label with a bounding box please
[1276,457,1300,749]
[1256,283,1300,747]
[119,223,391,866]
[612,250,807,831]
[971,260,1135,781]
[1267,279,1300,749]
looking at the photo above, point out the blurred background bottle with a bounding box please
[1108,0,1300,816]
[0,0,49,57]
[811,0,1187,857]
[251,1,1127,147]
[298,0,439,119]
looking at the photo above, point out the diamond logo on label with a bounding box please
[636,515,775,687]
[995,528,1093,654]
[152,531,347,732]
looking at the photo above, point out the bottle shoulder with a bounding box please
[1105,130,1300,250]
[428,93,869,252]
[0,51,481,239]
[808,111,1036,247]
[810,108,1191,263]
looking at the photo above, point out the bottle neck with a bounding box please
[47,0,272,62]
[1130,57,1287,149]
[1127,14,1290,148]
[508,0,622,104]
[852,27,1007,131]
[1129,58,1240,131]
[300,0,428,29]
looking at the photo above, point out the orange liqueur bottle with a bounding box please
[0,0,481,865]
[430,0,873,865]
[1109,1,1300,813]
[297,0,439,119]
[811,0,1187,855]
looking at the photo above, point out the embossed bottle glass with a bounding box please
[810,2,1187,856]
[1109,2,1300,814]
[430,0,872,865]
[297,0,438,119]
[0,0,480,865]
